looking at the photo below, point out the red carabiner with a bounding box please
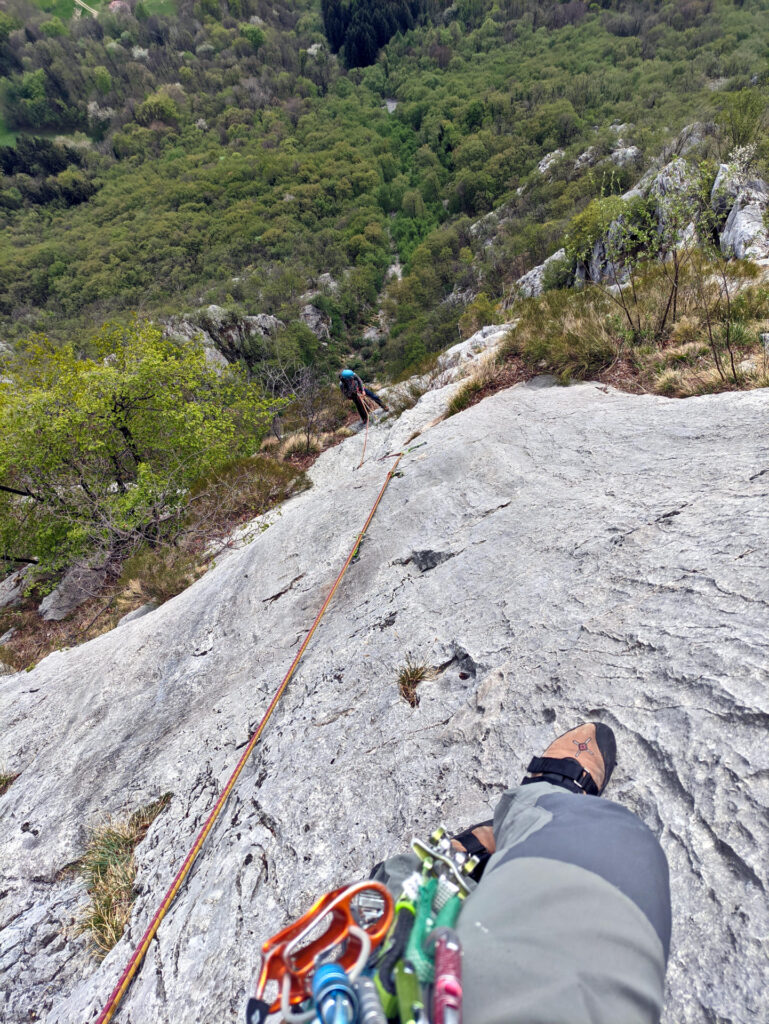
[255,880,394,1014]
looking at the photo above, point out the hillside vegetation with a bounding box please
[2,0,769,374]
[3,0,769,666]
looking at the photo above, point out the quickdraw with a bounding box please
[248,827,475,1024]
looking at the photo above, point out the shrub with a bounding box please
[118,456,308,603]
[565,195,627,265]
[240,24,265,50]
[458,293,501,339]
[187,456,308,531]
[542,254,575,292]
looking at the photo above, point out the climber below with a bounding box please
[339,368,388,423]
[373,722,672,1024]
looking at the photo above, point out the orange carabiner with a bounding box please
[255,880,394,1014]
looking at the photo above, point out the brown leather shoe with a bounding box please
[522,722,617,796]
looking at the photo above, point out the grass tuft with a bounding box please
[0,770,19,796]
[278,432,321,459]
[397,655,433,707]
[76,794,172,958]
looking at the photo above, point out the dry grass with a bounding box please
[657,341,712,367]
[76,794,171,958]
[510,289,618,384]
[278,431,321,459]
[510,260,769,398]
[445,338,534,417]
[652,361,767,397]
[446,350,501,416]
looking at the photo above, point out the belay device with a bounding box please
[246,827,477,1024]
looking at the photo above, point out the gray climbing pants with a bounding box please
[375,781,671,1024]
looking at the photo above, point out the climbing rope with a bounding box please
[95,450,406,1024]
[357,395,376,470]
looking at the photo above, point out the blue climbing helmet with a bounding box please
[340,369,355,378]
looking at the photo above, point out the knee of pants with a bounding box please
[490,785,671,960]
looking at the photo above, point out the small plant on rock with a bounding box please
[397,655,433,707]
[0,769,19,796]
[76,794,171,958]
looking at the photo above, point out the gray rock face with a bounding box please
[610,144,641,167]
[511,248,566,299]
[711,163,769,254]
[537,149,564,175]
[1,374,768,1024]
[37,559,109,622]
[720,186,769,259]
[711,162,743,217]
[116,602,158,628]
[163,306,285,365]
[0,567,28,610]
[573,146,597,172]
[669,121,711,157]
[649,157,696,224]
[299,304,331,340]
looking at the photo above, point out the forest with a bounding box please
[2,0,769,666]
[1,0,768,375]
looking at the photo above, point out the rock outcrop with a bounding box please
[299,304,331,340]
[163,306,285,365]
[510,248,566,299]
[512,150,769,298]
[37,557,109,622]
[0,567,28,610]
[537,149,564,175]
[718,177,769,259]
[1,360,768,1024]
[710,161,769,259]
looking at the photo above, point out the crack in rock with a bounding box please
[262,574,306,604]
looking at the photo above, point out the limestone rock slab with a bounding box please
[720,189,769,259]
[1,378,768,1024]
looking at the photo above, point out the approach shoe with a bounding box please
[522,722,616,796]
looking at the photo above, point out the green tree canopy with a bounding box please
[0,320,280,575]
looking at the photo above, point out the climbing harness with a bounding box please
[94,452,406,1024]
[247,826,473,1024]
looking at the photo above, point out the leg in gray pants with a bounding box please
[375,781,671,1024]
